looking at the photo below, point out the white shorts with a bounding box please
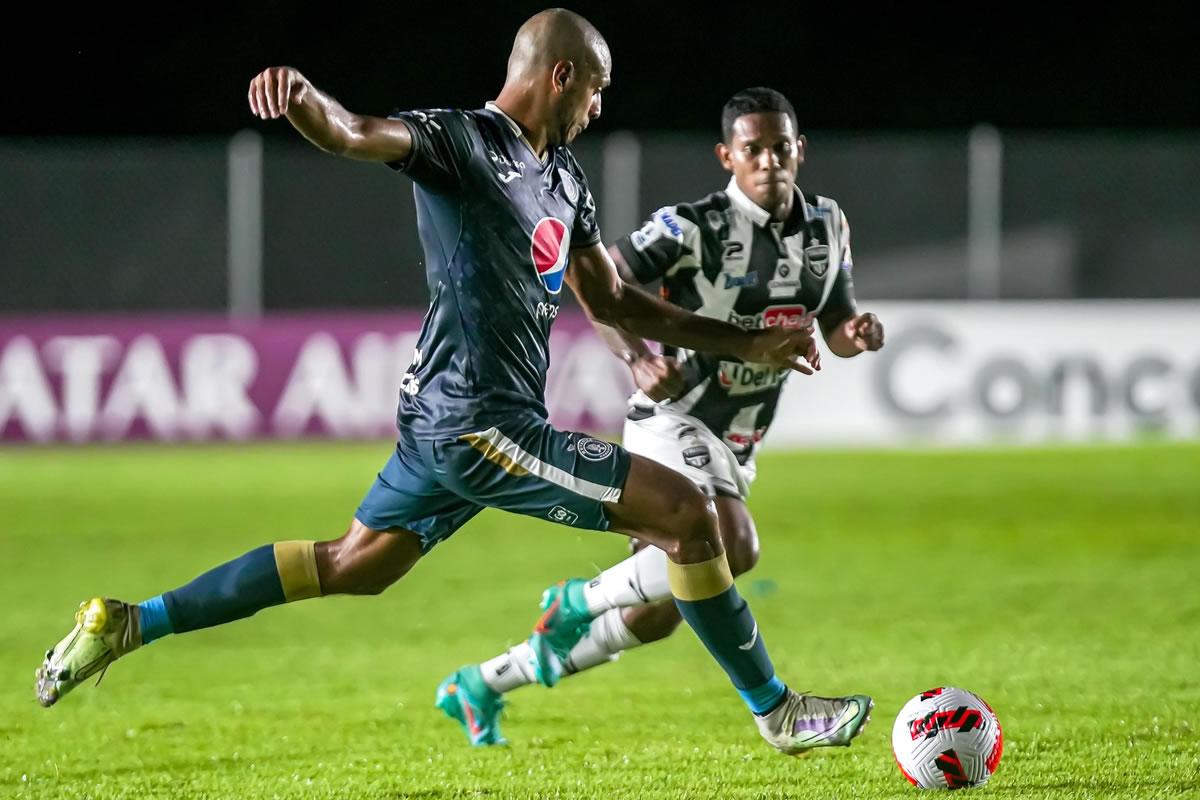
[621,408,757,499]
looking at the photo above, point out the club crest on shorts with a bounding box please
[531,217,570,294]
[683,445,711,468]
[576,436,614,461]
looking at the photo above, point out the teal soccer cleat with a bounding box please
[527,579,593,687]
[436,665,507,746]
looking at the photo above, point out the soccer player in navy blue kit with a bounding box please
[453,88,886,747]
[35,10,871,755]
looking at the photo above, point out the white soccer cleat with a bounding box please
[35,598,141,707]
[755,690,874,755]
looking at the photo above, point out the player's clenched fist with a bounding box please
[849,312,885,352]
[248,67,308,120]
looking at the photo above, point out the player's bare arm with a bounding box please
[567,243,820,375]
[247,67,414,162]
[820,311,885,358]
[586,246,685,401]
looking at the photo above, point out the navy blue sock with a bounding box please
[669,553,787,714]
[159,541,321,635]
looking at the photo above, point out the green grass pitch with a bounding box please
[1,442,1197,798]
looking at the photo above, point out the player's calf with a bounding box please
[35,524,423,707]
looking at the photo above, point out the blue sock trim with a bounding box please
[137,595,174,644]
[739,676,787,714]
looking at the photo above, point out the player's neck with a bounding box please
[762,192,794,223]
[490,91,551,159]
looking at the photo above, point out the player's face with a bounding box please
[551,55,610,145]
[717,113,806,212]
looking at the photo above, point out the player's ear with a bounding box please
[796,134,807,165]
[552,61,574,94]
[715,142,733,172]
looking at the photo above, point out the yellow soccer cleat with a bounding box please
[35,598,141,707]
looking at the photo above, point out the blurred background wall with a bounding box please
[3,3,1198,446]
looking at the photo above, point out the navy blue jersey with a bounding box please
[388,104,600,438]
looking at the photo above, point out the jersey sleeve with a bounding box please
[613,205,702,284]
[569,165,601,249]
[385,109,475,192]
[818,208,857,325]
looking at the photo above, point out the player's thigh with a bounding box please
[427,417,629,534]
[620,470,755,568]
[603,454,720,558]
[354,435,484,556]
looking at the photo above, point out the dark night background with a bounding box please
[6,2,1199,138]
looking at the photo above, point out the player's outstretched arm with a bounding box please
[587,247,685,400]
[247,67,413,163]
[567,243,820,375]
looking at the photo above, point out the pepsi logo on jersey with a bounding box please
[531,217,570,295]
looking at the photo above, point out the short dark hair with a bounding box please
[721,87,798,142]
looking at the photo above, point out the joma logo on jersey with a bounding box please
[717,361,789,395]
[728,304,812,330]
[487,149,525,183]
[486,149,525,172]
[531,217,570,295]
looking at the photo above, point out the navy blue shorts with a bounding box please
[355,414,632,553]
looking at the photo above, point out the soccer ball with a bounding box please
[891,687,1003,790]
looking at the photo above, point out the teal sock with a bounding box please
[136,595,173,644]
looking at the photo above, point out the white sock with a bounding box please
[581,546,671,616]
[479,642,537,694]
[477,609,645,694]
[563,608,643,674]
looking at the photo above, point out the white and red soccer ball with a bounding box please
[891,687,1003,790]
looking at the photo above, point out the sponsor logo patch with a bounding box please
[547,505,580,526]
[728,304,813,330]
[723,271,758,289]
[531,218,570,294]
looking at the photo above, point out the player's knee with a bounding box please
[316,530,417,596]
[723,520,760,577]
[624,602,684,644]
[653,485,719,559]
[637,613,684,644]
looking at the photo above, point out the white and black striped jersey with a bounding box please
[614,177,857,462]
